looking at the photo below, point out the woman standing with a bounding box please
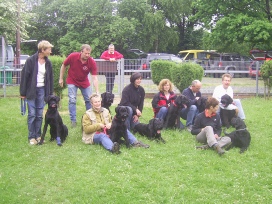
[20,40,54,145]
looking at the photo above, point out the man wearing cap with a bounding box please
[119,73,145,130]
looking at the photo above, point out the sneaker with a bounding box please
[186,125,193,132]
[111,142,121,154]
[29,138,37,145]
[71,121,77,128]
[132,141,150,148]
[213,144,225,155]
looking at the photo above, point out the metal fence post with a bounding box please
[256,61,259,97]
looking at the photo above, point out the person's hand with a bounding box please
[105,123,111,129]
[20,96,26,99]
[133,115,139,123]
[136,109,142,117]
[59,78,63,87]
[196,97,200,100]
[99,123,105,129]
[109,58,116,62]
[214,134,219,139]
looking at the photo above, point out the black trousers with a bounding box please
[105,72,116,93]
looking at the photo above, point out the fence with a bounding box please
[0,59,263,98]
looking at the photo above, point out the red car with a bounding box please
[249,49,272,78]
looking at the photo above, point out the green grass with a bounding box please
[0,96,271,203]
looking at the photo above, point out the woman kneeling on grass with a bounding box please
[81,94,149,154]
[191,97,231,156]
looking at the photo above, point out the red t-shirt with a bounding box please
[100,51,123,60]
[64,52,97,88]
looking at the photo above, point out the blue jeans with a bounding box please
[180,105,199,126]
[124,106,139,131]
[93,130,137,151]
[156,107,168,120]
[27,87,45,140]
[68,84,92,122]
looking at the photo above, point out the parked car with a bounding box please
[139,53,182,78]
[20,55,29,65]
[205,52,252,78]
[248,60,263,78]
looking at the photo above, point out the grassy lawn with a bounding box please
[0,96,271,203]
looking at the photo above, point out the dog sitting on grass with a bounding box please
[220,94,238,128]
[38,95,68,146]
[101,92,114,113]
[224,117,251,153]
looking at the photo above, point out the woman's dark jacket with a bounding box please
[20,52,53,100]
[119,83,145,115]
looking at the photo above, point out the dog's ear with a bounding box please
[115,106,120,114]
[45,95,54,103]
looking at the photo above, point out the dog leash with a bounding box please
[21,98,26,116]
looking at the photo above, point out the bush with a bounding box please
[171,62,204,93]
[49,55,67,97]
[260,60,272,98]
[151,60,176,85]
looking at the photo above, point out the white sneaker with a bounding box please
[29,138,37,145]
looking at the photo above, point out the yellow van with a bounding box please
[177,50,216,61]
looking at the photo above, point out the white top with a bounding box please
[37,62,45,87]
[212,84,237,110]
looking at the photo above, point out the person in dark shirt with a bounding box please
[119,73,145,130]
[181,80,202,131]
[191,97,231,156]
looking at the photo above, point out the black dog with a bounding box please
[164,95,189,128]
[224,117,251,153]
[109,106,130,148]
[220,94,237,128]
[39,95,68,146]
[196,96,207,113]
[134,118,165,143]
[101,92,114,113]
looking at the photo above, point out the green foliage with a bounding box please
[150,60,176,85]
[171,62,203,93]
[260,60,272,98]
[49,55,66,97]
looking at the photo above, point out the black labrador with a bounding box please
[164,95,189,128]
[224,117,251,153]
[109,106,130,148]
[101,92,114,113]
[134,118,165,143]
[196,96,207,113]
[220,94,237,128]
[39,95,68,146]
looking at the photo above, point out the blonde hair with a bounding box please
[38,40,53,53]
[89,93,101,103]
[158,79,173,92]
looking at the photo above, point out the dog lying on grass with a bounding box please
[224,117,251,153]
[220,94,238,128]
[164,95,189,129]
[134,118,165,143]
[39,95,68,146]
[109,106,130,148]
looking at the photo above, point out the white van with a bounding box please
[0,36,15,67]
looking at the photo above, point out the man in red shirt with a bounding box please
[59,44,99,127]
[100,44,123,93]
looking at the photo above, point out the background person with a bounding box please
[191,97,231,156]
[100,44,123,93]
[20,40,54,145]
[82,94,149,153]
[212,73,245,119]
[119,73,145,130]
[59,44,99,128]
[152,79,176,120]
[180,80,202,131]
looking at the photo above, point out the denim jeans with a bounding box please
[68,84,92,122]
[156,107,168,120]
[93,130,137,151]
[27,87,45,140]
[124,106,139,131]
[180,105,199,126]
